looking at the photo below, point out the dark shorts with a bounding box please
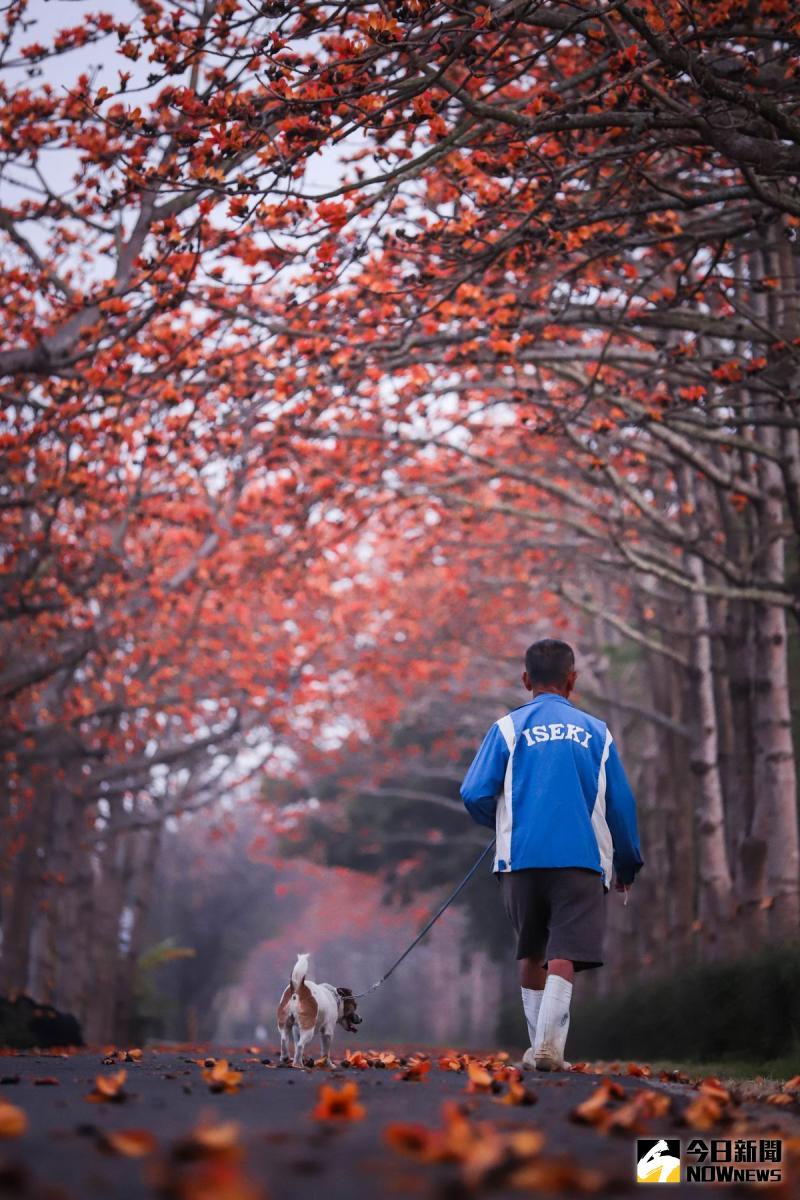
[498,867,606,971]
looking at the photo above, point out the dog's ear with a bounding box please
[336,987,353,996]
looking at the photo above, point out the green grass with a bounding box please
[567,944,800,1071]
[645,1058,800,1091]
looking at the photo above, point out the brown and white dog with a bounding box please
[276,953,361,1067]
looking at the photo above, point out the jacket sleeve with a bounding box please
[460,722,510,829]
[604,735,644,885]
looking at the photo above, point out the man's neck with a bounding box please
[530,686,569,700]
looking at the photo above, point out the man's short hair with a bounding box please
[524,639,575,685]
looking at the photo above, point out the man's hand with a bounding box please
[613,877,630,893]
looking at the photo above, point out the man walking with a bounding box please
[461,639,643,1071]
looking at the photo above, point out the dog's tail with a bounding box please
[291,953,310,993]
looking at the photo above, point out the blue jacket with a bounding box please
[460,693,643,888]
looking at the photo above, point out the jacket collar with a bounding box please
[527,693,574,707]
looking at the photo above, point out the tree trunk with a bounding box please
[52,794,94,1018]
[113,826,162,1043]
[748,239,800,940]
[678,468,735,950]
[751,589,799,939]
[0,787,48,995]
[82,836,128,1044]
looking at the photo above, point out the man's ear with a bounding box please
[565,669,578,697]
[522,670,532,692]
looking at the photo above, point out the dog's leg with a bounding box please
[293,1024,313,1068]
[279,1022,292,1064]
[319,1027,334,1067]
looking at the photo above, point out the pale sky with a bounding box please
[1,0,349,212]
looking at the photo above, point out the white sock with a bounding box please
[534,974,573,1061]
[520,987,544,1047]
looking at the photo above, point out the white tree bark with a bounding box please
[748,237,800,939]
[676,468,734,944]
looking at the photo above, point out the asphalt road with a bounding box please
[1,1045,798,1198]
